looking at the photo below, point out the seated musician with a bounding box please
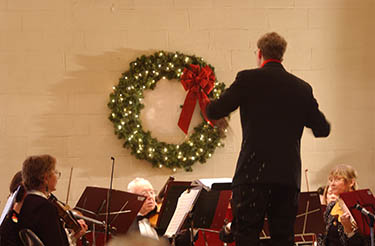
[127,177,160,240]
[0,171,26,246]
[127,177,195,246]
[317,164,370,246]
[17,154,87,246]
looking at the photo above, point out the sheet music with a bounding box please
[164,187,201,238]
[0,186,20,226]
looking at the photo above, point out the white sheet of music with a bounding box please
[0,186,20,226]
[164,187,201,238]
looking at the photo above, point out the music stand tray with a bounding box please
[260,191,324,245]
[340,189,375,236]
[74,186,145,234]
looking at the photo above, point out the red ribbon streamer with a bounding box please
[178,64,215,134]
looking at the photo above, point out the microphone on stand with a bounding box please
[355,204,375,220]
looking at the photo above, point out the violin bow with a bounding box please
[66,167,74,205]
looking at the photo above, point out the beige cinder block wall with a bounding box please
[0,0,374,208]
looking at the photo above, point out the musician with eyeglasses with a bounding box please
[16,154,87,246]
[126,177,160,240]
[317,164,370,246]
[126,177,196,246]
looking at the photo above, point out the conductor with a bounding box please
[206,32,331,246]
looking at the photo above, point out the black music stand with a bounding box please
[163,180,232,246]
[156,181,192,235]
[191,182,232,246]
[74,186,146,235]
[260,191,325,245]
[191,182,232,230]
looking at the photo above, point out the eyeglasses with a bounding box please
[54,170,61,179]
[140,189,156,197]
[328,176,345,183]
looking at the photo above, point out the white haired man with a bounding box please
[127,178,159,240]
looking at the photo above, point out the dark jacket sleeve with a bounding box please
[206,72,246,120]
[305,86,331,137]
[36,201,68,246]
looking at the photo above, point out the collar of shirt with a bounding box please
[27,190,48,199]
[261,59,281,68]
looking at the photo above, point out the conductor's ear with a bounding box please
[258,50,262,59]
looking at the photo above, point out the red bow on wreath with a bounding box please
[178,64,215,134]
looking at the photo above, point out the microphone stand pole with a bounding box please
[104,156,115,244]
[356,203,375,246]
[370,215,374,246]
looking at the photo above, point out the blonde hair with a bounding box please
[328,164,358,190]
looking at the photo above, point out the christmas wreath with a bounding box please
[108,51,226,171]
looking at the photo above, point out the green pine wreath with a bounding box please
[108,51,227,171]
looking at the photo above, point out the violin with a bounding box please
[330,198,358,229]
[49,193,82,233]
[149,176,175,227]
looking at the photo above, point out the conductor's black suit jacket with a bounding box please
[206,62,330,190]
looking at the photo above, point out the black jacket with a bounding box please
[18,194,69,246]
[206,62,330,189]
[0,210,22,246]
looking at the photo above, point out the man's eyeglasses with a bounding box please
[140,189,156,197]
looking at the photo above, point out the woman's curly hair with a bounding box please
[22,154,56,191]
